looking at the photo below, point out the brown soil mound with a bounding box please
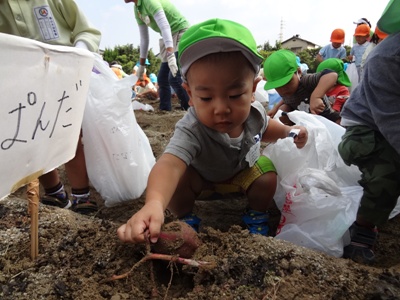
[2,97,400,300]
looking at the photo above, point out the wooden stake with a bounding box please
[27,179,40,260]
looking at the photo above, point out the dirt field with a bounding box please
[1,98,400,300]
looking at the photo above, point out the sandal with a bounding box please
[41,192,71,209]
[71,197,98,215]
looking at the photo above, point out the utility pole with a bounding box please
[279,17,285,43]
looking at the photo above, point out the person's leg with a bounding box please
[168,52,189,110]
[338,126,400,263]
[65,134,98,214]
[167,166,207,231]
[39,169,71,208]
[157,62,172,111]
[167,166,206,217]
[246,172,277,212]
[39,169,61,190]
[233,156,277,235]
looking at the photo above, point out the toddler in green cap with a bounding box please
[117,19,308,244]
[264,49,341,124]
[316,58,351,112]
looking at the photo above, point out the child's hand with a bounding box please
[291,125,308,149]
[267,107,277,118]
[310,97,325,115]
[117,201,165,244]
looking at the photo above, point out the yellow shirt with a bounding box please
[0,0,101,52]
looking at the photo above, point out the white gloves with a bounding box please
[167,51,178,77]
[75,41,89,50]
[137,65,146,80]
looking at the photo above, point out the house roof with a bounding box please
[281,35,319,47]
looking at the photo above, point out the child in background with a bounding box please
[348,24,371,79]
[316,29,347,62]
[110,61,128,79]
[264,49,341,124]
[135,73,158,100]
[117,18,308,244]
[316,58,351,112]
[353,17,374,42]
[360,26,388,77]
[149,73,159,90]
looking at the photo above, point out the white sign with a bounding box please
[0,33,94,199]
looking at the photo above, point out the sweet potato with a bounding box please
[151,221,201,258]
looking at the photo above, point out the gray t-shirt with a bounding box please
[341,32,400,155]
[282,71,340,122]
[164,101,268,182]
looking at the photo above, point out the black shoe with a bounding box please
[41,192,71,209]
[343,222,378,264]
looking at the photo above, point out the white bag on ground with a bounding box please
[276,167,362,257]
[263,110,362,257]
[82,54,155,207]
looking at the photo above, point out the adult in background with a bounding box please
[339,0,400,264]
[124,0,190,111]
[0,0,101,214]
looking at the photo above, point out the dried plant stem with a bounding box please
[163,263,174,300]
[107,252,210,282]
[149,260,158,298]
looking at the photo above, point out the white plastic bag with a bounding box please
[254,79,269,103]
[132,100,154,111]
[346,62,359,93]
[82,54,155,207]
[276,168,362,257]
[263,110,363,256]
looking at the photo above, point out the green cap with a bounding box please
[263,50,298,90]
[178,18,263,80]
[377,0,400,34]
[316,58,351,87]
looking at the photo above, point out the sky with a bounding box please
[74,0,389,52]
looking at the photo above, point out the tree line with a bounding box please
[103,42,352,76]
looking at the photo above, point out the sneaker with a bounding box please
[343,222,378,264]
[41,192,72,209]
[71,196,98,215]
[179,213,201,232]
[242,210,269,235]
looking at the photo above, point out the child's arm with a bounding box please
[262,118,308,149]
[267,99,287,117]
[309,72,338,115]
[117,154,187,244]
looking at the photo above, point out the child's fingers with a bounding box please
[148,221,162,243]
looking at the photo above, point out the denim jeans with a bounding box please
[157,52,189,111]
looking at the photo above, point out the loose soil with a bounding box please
[1,97,400,300]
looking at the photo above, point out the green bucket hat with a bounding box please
[263,49,299,90]
[178,18,263,80]
[377,0,400,34]
[316,58,351,87]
